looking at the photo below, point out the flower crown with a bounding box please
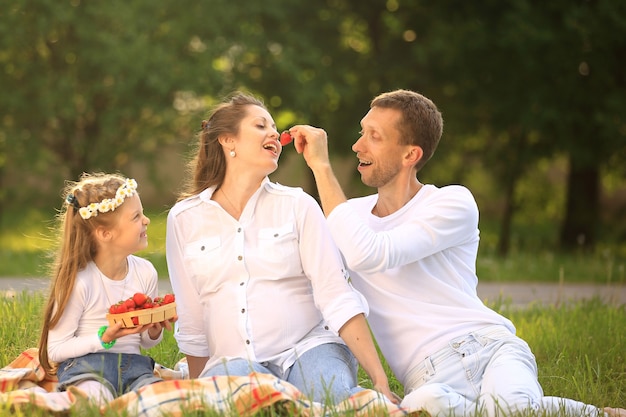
[67,178,138,220]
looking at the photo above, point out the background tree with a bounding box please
[0,0,222,207]
[1,0,624,255]
[379,0,626,253]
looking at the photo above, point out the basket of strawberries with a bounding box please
[106,292,176,328]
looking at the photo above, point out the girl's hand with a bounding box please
[146,315,178,339]
[102,322,147,342]
[103,315,177,342]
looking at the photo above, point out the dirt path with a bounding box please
[1,277,624,307]
[476,281,625,307]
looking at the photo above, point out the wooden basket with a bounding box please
[106,302,177,328]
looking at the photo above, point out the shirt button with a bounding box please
[237,255,243,261]
[240,282,244,286]
[324,326,329,330]
[452,342,461,348]
[241,308,245,313]
[237,228,242,233]
[246,340,250,345]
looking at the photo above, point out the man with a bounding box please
[288,89,624,417]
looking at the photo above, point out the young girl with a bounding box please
[38,172,174,405]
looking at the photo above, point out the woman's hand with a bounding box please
[338,314,401,405]
[373,381,401,405]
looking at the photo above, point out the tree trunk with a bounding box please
[305,168,320,204]
[0,166,4,227]
[559,157,599,251]
[496,130,525,257]
[497,176,515,257]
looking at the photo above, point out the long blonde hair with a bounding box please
[38,172,130,375]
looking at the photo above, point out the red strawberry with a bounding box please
[133,292,148,307]
[124,298,136,309]
[109,305,119,314]
[280,131,293,146]
[116,303,128,314]
[143,302,154,309]
[132,316,139,325]
[163,293,175,304]
[153,296,163,305]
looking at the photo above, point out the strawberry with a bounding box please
[133,292,148,307]
[132,316,139,326]
[124,298,136,309]
[163,293,175,304]
[143,302,154,309]
[109,304,119,314]
[153,296,163,305]
[280,131,293,146]
[116,303,128,314]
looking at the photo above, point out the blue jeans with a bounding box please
[202,343,362,404]
[56,353,162,397]
[401,325,604,417]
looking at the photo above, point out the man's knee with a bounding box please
[401,383,459,415]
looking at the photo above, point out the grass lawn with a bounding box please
[0,293,623,416]
[1,209,625,284]
[1,209,624,415]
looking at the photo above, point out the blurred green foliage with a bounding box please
[2,209,624,283]
[1,0,625,255]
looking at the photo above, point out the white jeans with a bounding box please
[401,325,604,417]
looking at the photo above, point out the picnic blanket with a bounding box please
[0,349,428,416]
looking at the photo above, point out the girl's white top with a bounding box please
[327,184,515,387]
[47,256,162,363]
[166,178,368,374]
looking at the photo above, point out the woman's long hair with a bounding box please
[179,91,266,200]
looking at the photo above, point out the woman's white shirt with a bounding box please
[166,178,368,373]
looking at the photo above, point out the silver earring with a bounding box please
[229,150,236,157]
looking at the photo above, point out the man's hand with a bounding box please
[287,124,348,217]
[289,125,331,172]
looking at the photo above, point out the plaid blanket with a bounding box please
[0,349,427,416]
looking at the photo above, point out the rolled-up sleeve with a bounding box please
[297,194,368,334]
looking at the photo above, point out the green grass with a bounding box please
[0,292,623,416]
[477,251,626,284]
[1,209,625,283]
[0,208,169,278]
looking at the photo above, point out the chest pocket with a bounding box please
[184,237,221,278]
[257,224,298,264]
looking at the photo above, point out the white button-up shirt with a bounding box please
[166,178,368,373]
